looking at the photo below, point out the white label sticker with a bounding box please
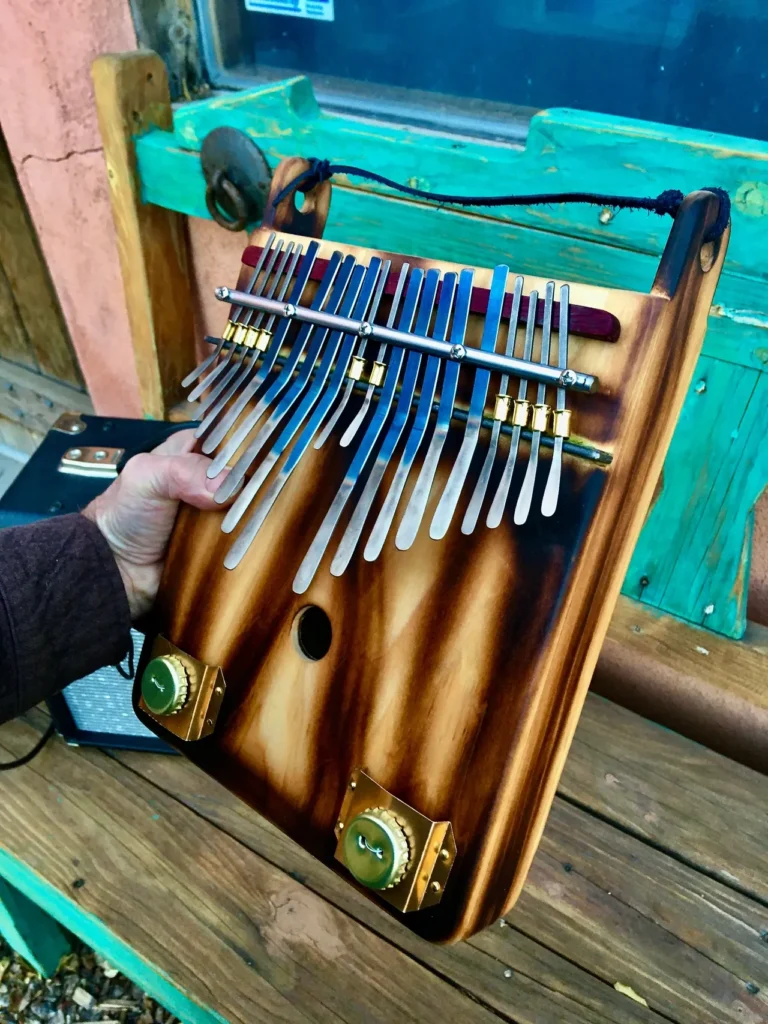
[244,0,334,21]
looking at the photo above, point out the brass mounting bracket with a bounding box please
[138,635,226,742]
[334,769,456,913]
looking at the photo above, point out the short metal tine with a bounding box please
[291,269,425,594]
[195,242,298,438]
[331,269,440,577]
[187,234,277,400]
[202,241,323,471]
[201,244,303,452]
[514,280,556,525]
[314,261,391,449]
[181,231,276,388]
[487,288,538,529]
[197,240,284,416]
[339,263,410,447]
[430,265,509,540]
[542,284,570,517]
[215,254,357,503]
[462,275,524,535]
[364,272,457,563]
[222,258,386,560]
[395,268,474,551]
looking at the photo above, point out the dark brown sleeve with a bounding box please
[0,513,132,725]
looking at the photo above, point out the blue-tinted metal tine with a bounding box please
[330,268,441,577]
[338,263,410,448]
[290,269,426,593]
[222,258,386,560]
[214,254,358,503]
[542,283,570,517]
[429,264,509,540]
[461,274,524,535]
[363,272,458,563]
[394,268,474,551]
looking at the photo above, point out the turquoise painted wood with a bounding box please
[0,851,228,1023]
[0,877,70,976]
[132,77,768,637]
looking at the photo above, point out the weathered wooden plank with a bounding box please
[0,877,70,977]
[598,596,768,773]
[0,128,82,385]
[0,357,92,438]
[561,695,768,905]
[0,717,503,1024]
[91,51,197,419]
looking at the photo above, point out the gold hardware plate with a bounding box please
[59,446,124,478]
[139,635,226,742]
[334,769,456,913]
[52,412,86,435]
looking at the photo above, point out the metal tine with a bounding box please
[542,284,570,517]
[199,245,306,454]
[430,265,509,541]
[203,241,328,471]
[220,258,386,550]
[181,231,277,388]
[215,255,361,506]
[187,234,278,401]
[331,269,441,577]
[395,269,474,551]
[291,268,426,594]
[514,281,556,525]
[487,288,538,528]
[313,261,391,450]
[338,264,410,448]
[461,275,524,535]
[197,240,285,416]
[363,272,458,563]
[195,242,299,438]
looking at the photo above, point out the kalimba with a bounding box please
[134,159,728,942]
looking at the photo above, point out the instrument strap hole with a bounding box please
[293,605,333,661]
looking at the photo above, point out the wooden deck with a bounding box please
[1,694,766,1024]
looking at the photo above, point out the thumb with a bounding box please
[121,451,232,510]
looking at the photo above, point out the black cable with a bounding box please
[0,721,55,771]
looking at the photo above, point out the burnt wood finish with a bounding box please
[135,187,727,942]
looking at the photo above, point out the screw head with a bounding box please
[349,780,357,790]
[67,448,83,460]
[337,820,344,830]
[215,286,230,300]
[704,603,715,616]
[694,379,707,394]
[429,880,441,893]
[598,207,614,225]
[284,303,297,318]
[560,369,577,387]
[94,450,107,460]
[503,968,513,979]
[358,322,372,338]
[450,344,466,361]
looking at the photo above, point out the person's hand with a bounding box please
[83,429,229,620]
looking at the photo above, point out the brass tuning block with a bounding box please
[334,769,456,913]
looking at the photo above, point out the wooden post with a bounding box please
[91,51,196,420]
[0,877,70,976]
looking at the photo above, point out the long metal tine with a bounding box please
[202,241,324,472]
[220,260,386,558]
[395,269,474,551]
[215,256,362,507]
[331,269,441,577]
[487,289,538,528]
[187,234,277,401]
[195,243,301,440]
[461,275,524,535]
[313,263,390,449]
[197,240,285,416]
[363,273,458,563]
[430,265,509,540]
[181,231,276,388]
[514,281,556,525]
[542,284,570,516]
[291,269,425,594]
[338,264,410,448]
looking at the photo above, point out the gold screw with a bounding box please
[439,848,450,862]
[430,880,441,893]
[337,820,344,830]
[349,780,357,790]
[214,686,223,696]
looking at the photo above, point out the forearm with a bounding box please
[0,514,132,725]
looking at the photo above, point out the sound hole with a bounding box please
[294,606,332,661]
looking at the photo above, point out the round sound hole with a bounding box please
[294,606,332,661]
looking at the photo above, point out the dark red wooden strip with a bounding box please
[240,246,621,342]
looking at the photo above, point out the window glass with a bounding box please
[199,0,768,141]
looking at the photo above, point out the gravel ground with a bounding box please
[0,938,174,1023]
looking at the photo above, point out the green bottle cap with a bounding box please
[141,655,189,716]
[342,809,410,890]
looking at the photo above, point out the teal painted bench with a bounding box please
[127,73,766,640]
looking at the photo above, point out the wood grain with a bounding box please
[0,357,93,438]
[91,51,196,419]
[0,717,503,1024]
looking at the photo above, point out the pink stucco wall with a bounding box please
[0,0,142,415]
